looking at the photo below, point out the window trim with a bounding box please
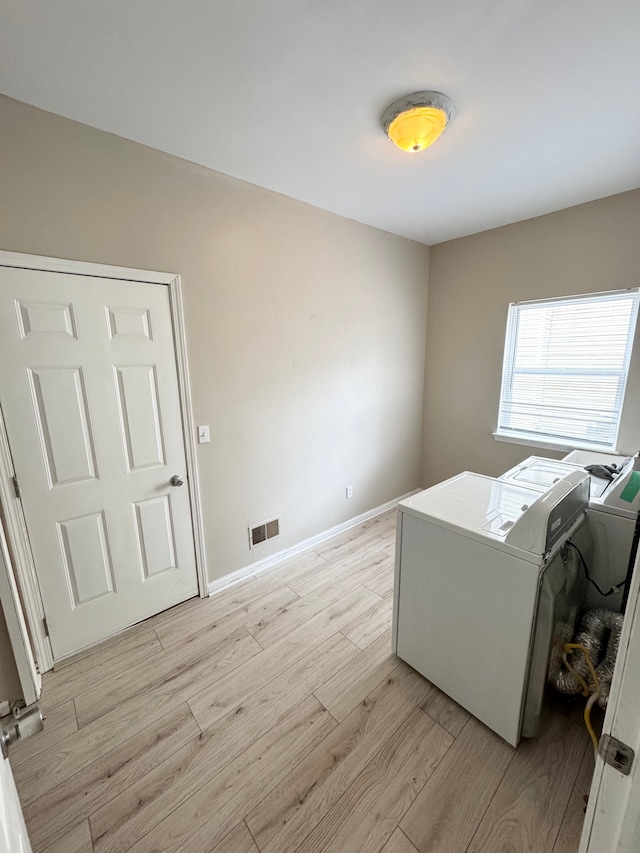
[492,430,618,454]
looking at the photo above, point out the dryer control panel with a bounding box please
[504,470,589,555]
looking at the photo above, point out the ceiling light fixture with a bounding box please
[382,91,455,153]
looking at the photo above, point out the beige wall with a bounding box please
[0,95,429,585]
[421,189,640,487]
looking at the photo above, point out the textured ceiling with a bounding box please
[1,0,639,244]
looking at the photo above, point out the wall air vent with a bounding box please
[249,516,280,549]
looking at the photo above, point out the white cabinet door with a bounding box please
[0,268,198,658]
[0,748,31,853]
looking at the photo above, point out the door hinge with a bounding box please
[599,734,635,776]
[11,475,21,499]
[42,617,50,639]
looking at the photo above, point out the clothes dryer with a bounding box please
[501,453,640,609]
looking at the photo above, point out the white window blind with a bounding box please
[497,289,640,450]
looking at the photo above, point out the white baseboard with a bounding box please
[207,489,419,596]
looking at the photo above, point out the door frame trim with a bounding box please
[0,415,45,698]
[0,250,209,673]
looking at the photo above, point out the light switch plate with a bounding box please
[198,425,210,444]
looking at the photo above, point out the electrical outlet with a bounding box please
[198,425,210,444]
[346,485,353,499]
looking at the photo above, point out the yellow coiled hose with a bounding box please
[562,642,601,754]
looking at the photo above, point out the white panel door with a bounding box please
[0,268,198,658]
[580,549,640,852]
[0,747,32,853]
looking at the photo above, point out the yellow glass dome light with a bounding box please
[382,91,455,153]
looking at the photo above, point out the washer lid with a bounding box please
[501,455,612,499]
[398,473,540,559]
[399,471,589,559]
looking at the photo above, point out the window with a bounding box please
[496,289,640,450]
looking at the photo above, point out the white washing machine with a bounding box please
[392,470,589,747]
[500,453,640,610]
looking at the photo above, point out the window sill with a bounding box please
[492,431,618,455]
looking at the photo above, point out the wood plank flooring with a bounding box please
[13,509,592,853]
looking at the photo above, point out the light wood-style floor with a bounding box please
[13,510,593,853]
